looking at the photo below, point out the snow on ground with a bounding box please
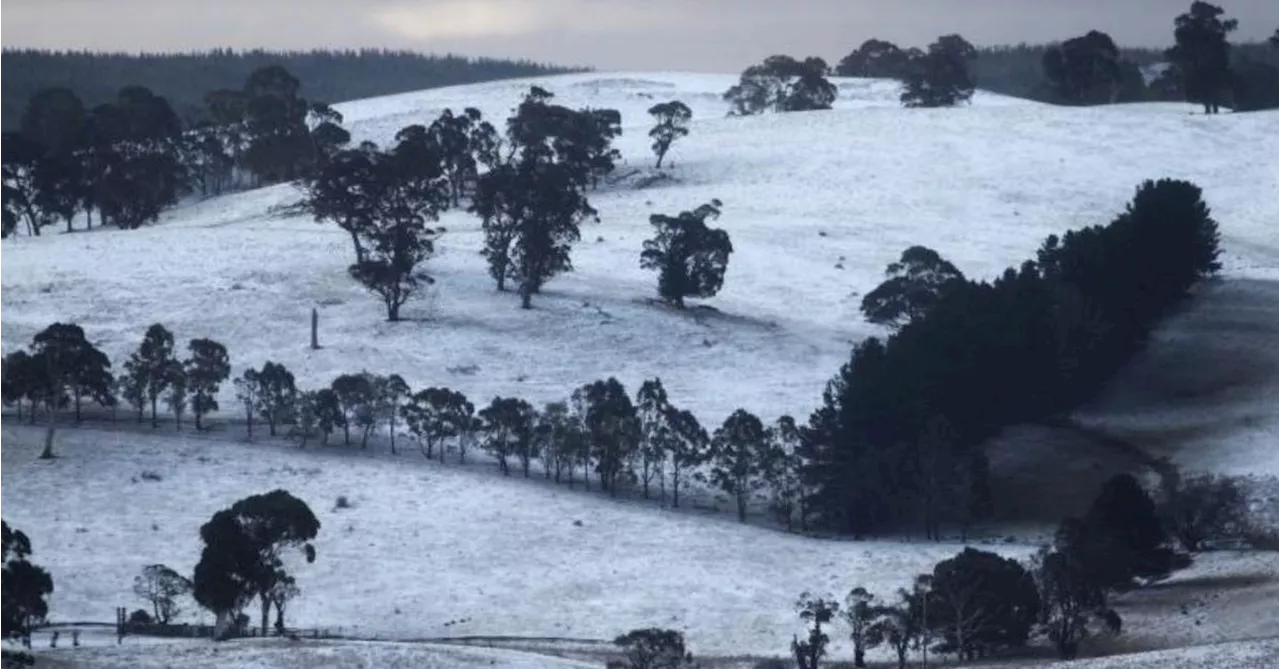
[23,637,596,669]
[1,425,1034,659]
[1,72,1275,438]
[1,72,1277,666]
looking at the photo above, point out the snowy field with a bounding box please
[0,424,1036,660]
[1,72,1276,436]
[26,637,597,669]
[1,72,1277,667]
[3,425,1274,666]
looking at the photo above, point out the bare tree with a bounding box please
[132,564,192,624]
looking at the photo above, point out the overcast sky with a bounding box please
[4,0,1277,71]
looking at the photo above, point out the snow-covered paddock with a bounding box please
[2,73,1275,435]
[1,72,1276,667]
[0,424,1034,659]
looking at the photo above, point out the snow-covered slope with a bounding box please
[1,72,1277,665]
[27,636,598,669]
[0,425,1035,659]
[2,72,1275,437]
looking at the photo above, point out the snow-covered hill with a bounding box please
[2,72,1275,439]
[1,72,1277,667]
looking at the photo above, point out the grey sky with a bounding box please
[4,0,1277,71]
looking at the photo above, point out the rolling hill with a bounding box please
[1,72,1276,667]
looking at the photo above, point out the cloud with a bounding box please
[367,0,660,41]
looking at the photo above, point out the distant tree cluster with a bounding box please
[832,33,980,108]
[723,56,837,115]
[1,48,584,132]
[1,64,356,239]
[899,35,979,108]
[835,39,920,79]
[830,2,1275,111]
[780,474,1192,667]
[2,322,232,458]
[804,178,1221,538]
[306,85,635,315]
[0,313,820,529]
[1042,31,1125,105]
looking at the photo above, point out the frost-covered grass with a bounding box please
[1,72,1276,667]
[2,72,1275,437]
[24,637,597,669]
[0,425,1034,659]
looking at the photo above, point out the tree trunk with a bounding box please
[214,610,230,640]
[520,285,533,309]
[348,229,365,263]
[151,395,159,427]
[736,492,747,522]
[310,308,319,350]
[260,595,270,637]
[40,403,57,459]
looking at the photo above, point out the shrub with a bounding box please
[610,628,696,668]
[1159,472,1248,551]
[334,495,352,510]
[128,609,152,625]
